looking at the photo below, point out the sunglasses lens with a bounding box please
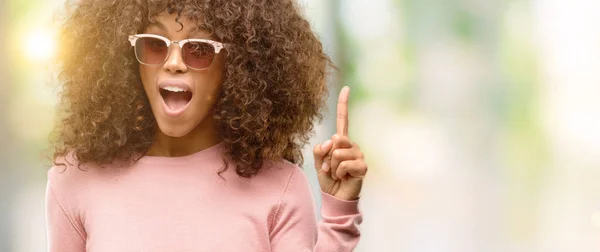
[135,37,168,65]
[182,42,215,69]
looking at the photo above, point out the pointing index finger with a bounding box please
[336,86,350,136]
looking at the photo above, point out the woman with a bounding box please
[46,0,368,251]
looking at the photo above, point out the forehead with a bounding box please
[146,11,209,38]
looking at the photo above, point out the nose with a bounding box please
[163,43,188,74]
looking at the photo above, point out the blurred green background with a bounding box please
[2,0,600,251]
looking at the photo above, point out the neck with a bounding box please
[147,119,221,157]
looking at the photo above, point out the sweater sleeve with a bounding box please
[46,178,87,251]
[269,167,362,252]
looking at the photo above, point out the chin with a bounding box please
[155,121,197,138]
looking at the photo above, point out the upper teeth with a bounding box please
[162,86,188,92]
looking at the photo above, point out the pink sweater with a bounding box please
[46,143,362,251]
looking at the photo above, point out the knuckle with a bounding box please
[340,136,352,146]
[332,134,341,142]
[337,163,346,173]
[332,150,342,159]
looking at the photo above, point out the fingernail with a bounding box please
[321,140,332,150]
[342,86,350,95]
[322,163,330,172]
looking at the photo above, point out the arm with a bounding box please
[269,168,362,252]
[45,181,86,252]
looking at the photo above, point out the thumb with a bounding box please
[313,139,332,172]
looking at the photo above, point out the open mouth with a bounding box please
[159,86,193,112]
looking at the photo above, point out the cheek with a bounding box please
[139,65,156,94]
[194,76,221,105]
[195,64,225,103]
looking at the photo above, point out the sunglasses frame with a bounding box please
[128,34,226,70]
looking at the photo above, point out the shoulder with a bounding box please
[239,159,313,199]
[259,159,314,205]
[46,152,92,215]
[267,160,318,234]
[48,152,86,190]
[255,159,310,188]
[47,151,127,198]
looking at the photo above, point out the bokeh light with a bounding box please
[22,29,56,63]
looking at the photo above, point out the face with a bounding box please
[138,11,225,138]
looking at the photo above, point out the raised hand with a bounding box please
[313,86,368,201]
